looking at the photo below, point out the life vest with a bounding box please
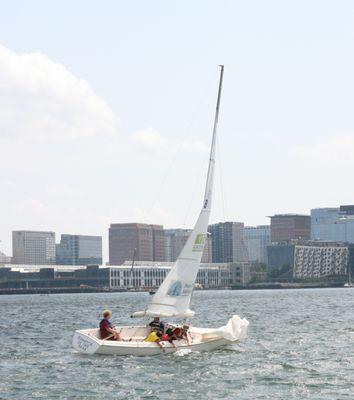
[144,331,160,342]
[99,318,112,338]
[149,320,164,333]
[173,327,182,337]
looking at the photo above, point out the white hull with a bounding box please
[72,315,249,356]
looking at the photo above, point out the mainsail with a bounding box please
[133,66,224,318]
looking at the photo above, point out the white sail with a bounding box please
[133,66,224,318]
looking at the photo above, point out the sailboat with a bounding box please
[72,66,249,355]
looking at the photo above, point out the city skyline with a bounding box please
[2,203,354,264]
[1,1,354,263]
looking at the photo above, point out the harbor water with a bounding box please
[1,289,354,399]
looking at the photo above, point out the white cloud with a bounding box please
[0,44,118,141]
[293,134,354,163]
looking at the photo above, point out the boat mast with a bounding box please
[129,248,137,289]
[203,65,224,205]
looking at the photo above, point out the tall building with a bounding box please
[150,225,165,262]
[12,230,56,265]
[244,225,270,263]
[209,222,247,263]
[109,223,165,265]
[164,229,212,263]
[311,206,354,243]
[56,234,102,265]
[269,214,311,243]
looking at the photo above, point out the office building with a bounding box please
[12,230,56,265]
[150,224,165,262]
[244,225,270,263]
[209,222,247,263]
[293,241,348,280]
[164,229,212,263]
[268,239,350,281]
[311,205,354,243]
[109,223,165,265]
[56,234,102,265]
[267,242,295,273]
[349,244,354,279]
[269,214,311,243]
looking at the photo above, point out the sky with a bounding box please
[1,0,354,262]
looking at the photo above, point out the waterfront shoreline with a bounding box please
[0,282,345,295]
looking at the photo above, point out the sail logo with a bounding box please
[203,199,208,209]
[167,281,192,297]
[193,234,206,252]
[167,281,183,296]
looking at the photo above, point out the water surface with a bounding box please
[1,289,354,399]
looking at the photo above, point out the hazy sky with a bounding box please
[1,0,354,262]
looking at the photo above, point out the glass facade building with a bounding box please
[267,243,295,273]
[244,225,270,263]
[56,234,102,265]
[311,206,354,243]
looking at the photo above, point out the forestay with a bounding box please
[133,66,224,318]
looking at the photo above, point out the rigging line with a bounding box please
[181,158,206,228]
[143,70,218,222]
[216,134,227,222]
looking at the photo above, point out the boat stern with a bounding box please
[72,329,101,354]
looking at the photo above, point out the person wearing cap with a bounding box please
[99,309,122,341]
[148,316,165,335]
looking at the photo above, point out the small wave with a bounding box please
[173,348,194,357]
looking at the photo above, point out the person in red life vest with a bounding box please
[173,324,191,345]
[99,309,122,341]
[161,327,179,350]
